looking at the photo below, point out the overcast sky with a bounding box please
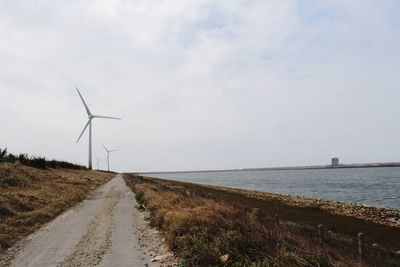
[1,0,400,172]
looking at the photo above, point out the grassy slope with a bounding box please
[0,163,114,249]
[124,174,400,267]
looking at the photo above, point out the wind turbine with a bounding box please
[76,88,120,169]
[95,155,104,170]
[101,144,119,172]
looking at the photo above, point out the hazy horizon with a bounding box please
[1,1,400,172]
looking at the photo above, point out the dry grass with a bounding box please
[124,174,400,267]
[0,162,114,250]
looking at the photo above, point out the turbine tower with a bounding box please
[76,88,120,169]
[101,144,119,172]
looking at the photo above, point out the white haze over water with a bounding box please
[1,1,400,172]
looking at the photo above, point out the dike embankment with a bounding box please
[124,174,400,267]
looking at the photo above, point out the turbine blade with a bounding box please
[76,87,92,116]
[93,115,121,120]
[110,149,119,153]
[101,143,109,152]
[76,120,90,143]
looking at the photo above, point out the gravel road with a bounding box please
[2,174,175,267]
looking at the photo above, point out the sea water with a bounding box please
[144,167,400,210]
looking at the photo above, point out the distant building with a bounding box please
[331,157,339,166]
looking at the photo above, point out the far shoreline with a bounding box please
[136,161,400,174]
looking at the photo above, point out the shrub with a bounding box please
[29,156,47,169]
[135,191,147,205]
[0,148,7,162]
[0,148,86,170]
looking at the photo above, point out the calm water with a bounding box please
[144,167,400,210]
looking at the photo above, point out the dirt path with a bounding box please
[1,175,175,267]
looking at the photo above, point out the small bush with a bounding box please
[135,191,147,205]
[0,148,7,162]
[136,203,146,211]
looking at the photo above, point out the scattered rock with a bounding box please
[227,187,400,228]
[220,254,229,263]
[150,255,167,262]
[387,217,399,224]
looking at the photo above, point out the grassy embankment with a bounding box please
[0,162,114,249]
[124,174,400,267]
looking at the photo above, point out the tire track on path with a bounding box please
[57,186,118,267]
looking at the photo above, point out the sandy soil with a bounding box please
[0,175,177,267]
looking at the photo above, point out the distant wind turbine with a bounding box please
[76,88,121,169]
[101,144,119,172]
[95,155,104,170]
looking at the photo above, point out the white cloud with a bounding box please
[1,0,400,171]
